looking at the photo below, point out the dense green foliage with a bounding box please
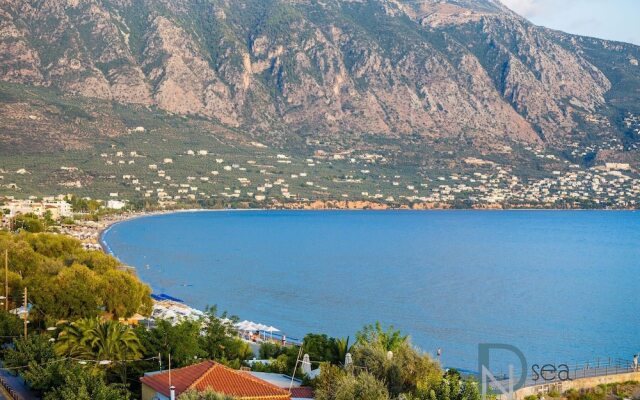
[13,213,46,233]
[3,335,129,399]
[286,322,480,400]
[135,306,252,370]
[41,364,131,400]
[0,310,22,344]
[315,366,389,400]
[55,318,143,383]
[0,231,152,323]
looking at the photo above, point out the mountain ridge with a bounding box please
[0,0,638,164]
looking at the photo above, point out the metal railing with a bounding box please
[0,375,26,400]
[489,357,638,389]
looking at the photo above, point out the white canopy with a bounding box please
[254,323,270,331]
[235,320,259,331]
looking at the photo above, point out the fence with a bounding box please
[0,374,26,400]
[489,357,637,389]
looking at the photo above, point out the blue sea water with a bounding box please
[102,210,640,372]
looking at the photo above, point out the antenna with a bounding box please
[4,249,8,311]
[289,345,304,391]
[169,353,175,400]
[23,287,28,339]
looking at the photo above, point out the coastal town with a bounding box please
[2,151,639,217]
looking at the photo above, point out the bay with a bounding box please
[102,210,640,371]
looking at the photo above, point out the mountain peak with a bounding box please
[0,0,638,170]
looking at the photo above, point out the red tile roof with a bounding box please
[290,387,315,398]
[141,361,291,399]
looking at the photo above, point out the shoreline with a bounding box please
[96,206,636,254]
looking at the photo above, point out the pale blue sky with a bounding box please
[500,0,640,45]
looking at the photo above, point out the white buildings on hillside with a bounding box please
[1,199,72,219]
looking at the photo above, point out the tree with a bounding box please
[313,363,346,400]
[0,231,152,322]
[315,368,389,400]
[41,362,131,400]
[0,310,23,345]
[13,214,45,233]
[136,319,205,368]
[85,319,143,362]
[303,333,338,364]
[422,373,481,400]
[259,342,283,359]
[55,318,143,383]
[356,322,408,352]
[351,324,441,398]
[48,264,102,319]
[333,337,353,366]
[101,269,152,318]
[53,318,96,357]
[199,306,239,360]
[4,335,58,371]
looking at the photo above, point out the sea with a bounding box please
[101,210,640,373]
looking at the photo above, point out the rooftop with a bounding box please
[140,361,292,399]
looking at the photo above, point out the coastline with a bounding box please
[97,206,636,255]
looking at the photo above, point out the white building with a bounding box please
[106,200,127,210]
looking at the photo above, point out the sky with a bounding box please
[499,0,640,45]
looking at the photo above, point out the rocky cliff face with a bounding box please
[0,0,638,152]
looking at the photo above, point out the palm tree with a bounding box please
[55,318,98,358]
[334,336,353,365]
[56,318,143,382]
[85,320,143,362]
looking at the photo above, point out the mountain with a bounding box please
[0,0,639,204]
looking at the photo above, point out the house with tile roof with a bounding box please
[247,372,314,400]
[140,360,293,400]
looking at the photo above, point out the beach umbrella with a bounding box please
[236,321,261,339]
[254,323,269,331]
[265,325,280,340]
[302,354,312,376]
[253,324,269,340]
[235,320,253,331]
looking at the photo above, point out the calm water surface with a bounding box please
[102,210,640,371]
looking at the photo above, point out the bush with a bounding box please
[315,366,389,400]
[351,339,441,397]
[13,214,45,232]
[40,362,131,400]
[548,388,561,398]
[259,342,284,359]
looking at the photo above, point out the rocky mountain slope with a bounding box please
[0,0,639,159]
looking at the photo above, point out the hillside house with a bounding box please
[141,361,288,400]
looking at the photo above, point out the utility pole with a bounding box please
[169,353,175,400]
[23,287,28,339]
[4,249,8,311]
